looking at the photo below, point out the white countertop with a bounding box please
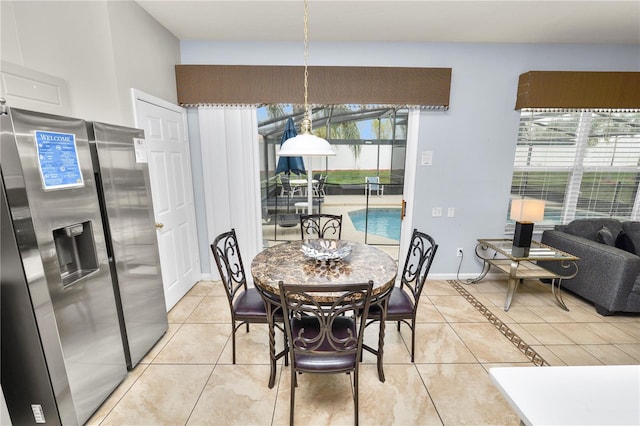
[489,365,640,426]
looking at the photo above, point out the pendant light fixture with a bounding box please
[277,0,336,158]
[277,0,335,216]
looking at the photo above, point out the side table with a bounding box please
[294,201,308,213]
[469,239,579,311]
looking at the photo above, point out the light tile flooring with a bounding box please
[88,278,640,425]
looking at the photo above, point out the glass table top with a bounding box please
[477,239,579,261]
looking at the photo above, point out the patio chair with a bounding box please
[365,176,384,196]
[261,206,272,224]
[362,229,438,364]
[211,229,288,387]
[300,213,342,239]
[280,174,302,197]
[313,174,327,198]
[278,281,373,426]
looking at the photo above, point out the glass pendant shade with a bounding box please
[277,118,336,157]
[278,132,335,157]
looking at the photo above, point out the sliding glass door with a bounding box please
[258,105,407,251]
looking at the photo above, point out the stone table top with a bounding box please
[251,240,398,302]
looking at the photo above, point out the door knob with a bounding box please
[155,223,164,229]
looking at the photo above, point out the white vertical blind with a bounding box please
[508,109,640,230]
[198,106,263,277]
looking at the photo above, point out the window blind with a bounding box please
[578,111,640,219]
[511,110,579,225]
[508,109,640,232]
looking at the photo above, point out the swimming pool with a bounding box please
[348,208,401,241]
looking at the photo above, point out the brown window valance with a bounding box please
[515,71,640,109]
[175,65,451,108]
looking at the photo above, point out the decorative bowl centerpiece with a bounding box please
[301,239,352,262]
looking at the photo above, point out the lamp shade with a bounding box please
[510,199,545,223]
[277,132,336,157]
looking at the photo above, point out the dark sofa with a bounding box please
[540,218,640,315]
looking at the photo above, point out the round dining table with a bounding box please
[251,239,398,384]
[251,240,398,300]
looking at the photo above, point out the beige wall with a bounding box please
[1,1,179,127]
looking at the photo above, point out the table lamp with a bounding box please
[510,198,545,257]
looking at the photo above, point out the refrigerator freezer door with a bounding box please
[2,167,62,425]
[89,121,168,368]
[1,108,127,425]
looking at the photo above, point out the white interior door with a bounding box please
[132,90,200,310]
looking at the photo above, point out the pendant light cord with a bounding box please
[303,0,309,113]
[278,0,335,157]
[301,0,312,132]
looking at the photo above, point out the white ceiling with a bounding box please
[136,0,640,44]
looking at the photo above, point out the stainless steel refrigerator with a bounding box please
[1,108,127,425]
[87,121,168,369]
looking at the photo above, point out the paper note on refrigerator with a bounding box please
[134,138,148,163]
[35,130,84,190]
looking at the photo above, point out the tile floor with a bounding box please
[88,278,640,425]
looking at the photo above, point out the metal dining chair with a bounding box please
[362,229,438,370]
[278,281,373,426]
[300,213,342,239]
[211,229,287,388]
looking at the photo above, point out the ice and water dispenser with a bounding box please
[53,221,99,287]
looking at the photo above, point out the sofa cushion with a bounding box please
[622,221,640,248]
[616,222,640,255]
[596,227,616,246]
[559,218,623,241]
[616,232,637,255]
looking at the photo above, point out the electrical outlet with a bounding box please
[456,248,463,257]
